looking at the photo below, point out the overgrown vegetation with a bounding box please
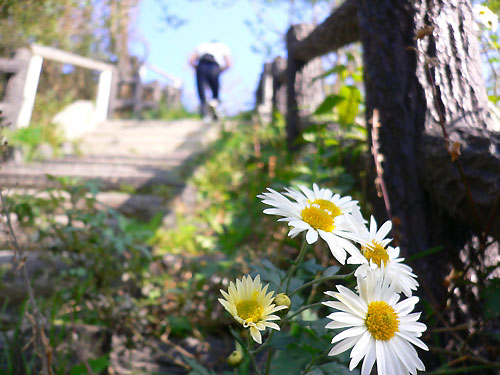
[1,1,499,374]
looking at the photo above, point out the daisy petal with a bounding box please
[250,326,262,344]
[306,228,318,244]
[328,336,358,356]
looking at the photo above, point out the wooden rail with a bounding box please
[0,45,182,130]
[255,0,359,148]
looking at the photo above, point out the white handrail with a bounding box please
[16,45,115,127]
[31,44,114,71]
[143,62,182,88]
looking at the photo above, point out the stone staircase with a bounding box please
[0,118,224,218]
[0,118,231,374]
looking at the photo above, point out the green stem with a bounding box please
[284,239,309,293]
[290,271,355,296]
[284,302,324,322]
[246,334,263,375]
[264,348,274,375]
[230,328,262,375]
[300,347,330,375]
[251,329,274,355]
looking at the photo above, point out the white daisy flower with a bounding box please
[258,184,363,264]
[473,4,498,32]
[323,272,428,375]
[346,207,419,297]
[218,275,287,344]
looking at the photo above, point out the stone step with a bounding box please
[88,123,206,136]
[77,141,203,156]
[78,119,220,156]
[97,118,204,130]
[0,160,185,190]
[58,153,192,167]
[0,119,224,191]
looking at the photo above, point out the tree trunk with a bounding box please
[357,0,499,305]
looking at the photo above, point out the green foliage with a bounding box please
[476,1,500,104]
[5,121,65,162]
[4,176,155,320]
[482,278,500,321]
[4,126,42,161]
[69,355,109,375]
[313,95,344,116]
[141,103,198,121]
[0,0,115,57]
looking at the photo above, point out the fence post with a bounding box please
[286,24,324,150]
[1,49,36,129]
[132,72,143,117]
[256,62,273,124]
[95,69,113,123]
[107,67,119,119]
[271,56,287,116]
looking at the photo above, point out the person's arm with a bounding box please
[221,55,232,72]
[189,52,197,68]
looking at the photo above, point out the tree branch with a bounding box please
[289,0,359,62]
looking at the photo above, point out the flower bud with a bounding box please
[227,350,243,366]
[275,293,291,310]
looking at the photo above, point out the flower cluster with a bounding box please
[473,4,498,32]
[219,184,428,375]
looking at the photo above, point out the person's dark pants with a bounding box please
[196,60,221,116]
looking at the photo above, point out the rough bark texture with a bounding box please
[271,56,287,115]
[415,2,500,237]
[286,24,324,148]
[255,57,287,122]
[289,0,359,62]
[357,0,499,308]
[280,0,499,313]
[256,62,274,123]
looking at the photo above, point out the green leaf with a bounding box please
[270,348,310,375]
[482,278,500,320]
[184,356,216,375]
[323,266,340,277]
[312,65,347,82]
[337,85,361,126]
[268,331,299,350]
[168,316,192,336]
[311,361,359,375]
[314,95,344,115]
[302,259,326,274]
[70,355,109,375]
[307,318,331,337]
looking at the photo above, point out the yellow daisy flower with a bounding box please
[218,275,287,344]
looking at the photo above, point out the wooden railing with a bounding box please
[255,0,358,147]
[0,45,182,129]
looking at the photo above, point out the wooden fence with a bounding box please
[255,0,358,148]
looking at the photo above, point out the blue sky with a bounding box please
[131,0,294,115]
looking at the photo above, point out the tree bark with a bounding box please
[271,56,287,115]
[283,1,499,285]
[286,24,324,149]
[357,0,499,307]
[289,0,359,62]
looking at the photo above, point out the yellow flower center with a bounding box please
[236,300,263,323]
[365,301,399,341]
[362,241,389,267]
[300,199,341,232]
